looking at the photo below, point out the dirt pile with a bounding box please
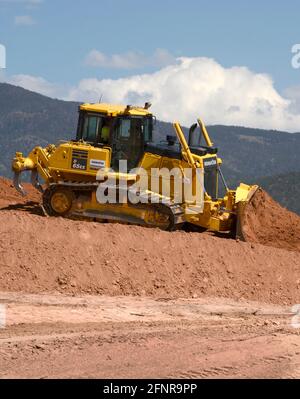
[0,178,299,304]
[1,177,298,252]
[0,179,299,304]
[241,188,300,252]
[0,177,40,208]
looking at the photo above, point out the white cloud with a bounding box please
[67,57,300,132]
[85,49,176,69]
[2,57,300,132]
[14,14,35,25]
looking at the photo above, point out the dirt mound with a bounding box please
[0,210,299,305]
[0,209,299,304]
[1,177,298,252]
[0,178,299,305]
[0,177,40,208]
[241,188,300,252]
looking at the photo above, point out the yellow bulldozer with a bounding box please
[11,102,258,237]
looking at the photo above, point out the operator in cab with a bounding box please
[100,118,111,144]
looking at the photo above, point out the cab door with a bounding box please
[111,117,144,171]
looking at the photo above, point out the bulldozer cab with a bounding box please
[76,112,111,144]
[76,104,153,171]
[111,116,152,171]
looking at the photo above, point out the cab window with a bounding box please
[118,119,131,138]
[82,115,99,142]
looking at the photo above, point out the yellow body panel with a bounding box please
[13,142,111,182]
[47,142,111,180]
[80,103,152,117]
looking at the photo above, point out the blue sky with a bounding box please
[0,0,300,130]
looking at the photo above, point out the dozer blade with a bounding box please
[235,185,260,241]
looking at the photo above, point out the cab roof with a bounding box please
[80,102,153,117]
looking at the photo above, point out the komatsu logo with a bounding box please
[90,159,105,170]
[204,158,217,167]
